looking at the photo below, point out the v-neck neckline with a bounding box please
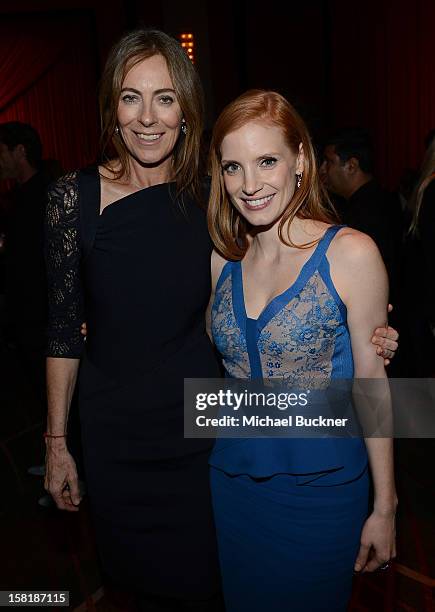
[233,226,338,332]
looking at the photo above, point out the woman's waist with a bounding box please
[82,329,220,380]
[209,437,367,485]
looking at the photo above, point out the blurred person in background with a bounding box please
[0,122,50,420]
[0,122,67,485]
[0,192,11,345]
[321,128,403,307]
[401,134,435,376]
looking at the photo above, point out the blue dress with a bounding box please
[210,226,369,612]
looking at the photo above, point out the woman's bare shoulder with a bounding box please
[330,226,380,264]
[328,226,387,304]
[327,227,388,307]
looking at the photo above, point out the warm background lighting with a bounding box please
[179,32,195,63]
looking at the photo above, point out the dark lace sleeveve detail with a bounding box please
[45,171,85,358]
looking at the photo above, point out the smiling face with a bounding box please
[220,121,304,226]
[117,54,183,168]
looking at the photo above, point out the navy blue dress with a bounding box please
[210,226,369,612]
[45,169,222,599]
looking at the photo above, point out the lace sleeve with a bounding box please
[45,171,85,358]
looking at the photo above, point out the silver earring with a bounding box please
[115,126,119,135]
[181,119,187,135]
[296,172,303,189]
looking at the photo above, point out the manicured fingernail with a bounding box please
[354,563,361,572]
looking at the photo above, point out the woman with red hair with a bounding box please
[207,90,397,611]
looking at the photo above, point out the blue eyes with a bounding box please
[222,157,278,174]
[260,157,277,168]
[223,162,240,175]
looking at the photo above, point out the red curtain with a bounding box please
[0,14,99,172]
[329,0,435,188]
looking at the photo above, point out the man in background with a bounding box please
[321,128,403,298]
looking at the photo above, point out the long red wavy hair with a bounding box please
[207,90,337,259]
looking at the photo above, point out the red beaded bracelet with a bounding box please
[43,433,66,439]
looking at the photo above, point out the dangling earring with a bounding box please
[114,126,119,135]
[181,119,187,135]
[296,172,303,189]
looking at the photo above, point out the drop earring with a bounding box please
[115,126,119,135]
[296,172,303,189]
[181,119,187,135]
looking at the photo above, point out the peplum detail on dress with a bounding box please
[210,225,368,484]
[210,437,367,485]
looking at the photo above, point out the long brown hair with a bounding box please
[99,29,204,202]
[208,90,338,259]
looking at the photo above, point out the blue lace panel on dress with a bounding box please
[210,237,366,482]
[212,259,352,383]
[258,270,347,385]
[212,270,251,378]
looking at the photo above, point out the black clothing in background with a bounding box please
[3,171,50,417]
[416,180,435,325]
[0,193,11,296]
[4,170,49,348]
[340,179,403,301]
[327,191,347,220]
[401,179,435,376]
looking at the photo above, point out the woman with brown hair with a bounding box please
[44,29,224,611]
[43,28,397,610]
[207,90,397,611]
